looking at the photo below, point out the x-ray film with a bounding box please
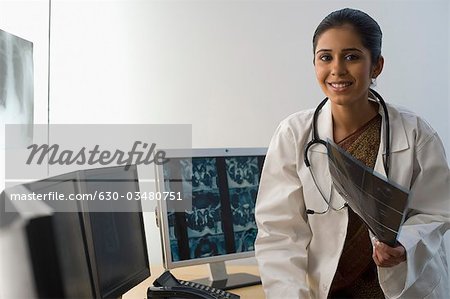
[327,140,409,246]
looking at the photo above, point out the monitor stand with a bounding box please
[191,261,261,290]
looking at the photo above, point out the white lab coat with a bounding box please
[255,98,450,299]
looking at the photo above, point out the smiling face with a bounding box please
[314,24,383,108]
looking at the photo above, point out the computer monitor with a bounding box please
[78,164,150,298]
[18,171,95,298]
[3,165,150,298]
[155,148,266,290]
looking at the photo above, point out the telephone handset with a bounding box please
[147,270,240,299]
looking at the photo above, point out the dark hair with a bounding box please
[313,8,382,64]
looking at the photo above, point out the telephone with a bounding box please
[147,270,240,299]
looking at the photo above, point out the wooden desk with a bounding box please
[123,264,265,299]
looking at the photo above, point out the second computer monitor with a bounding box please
[155,148,266,289]
[78,164,150,298]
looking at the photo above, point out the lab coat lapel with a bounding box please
[373,98,409,177]
[374,99,388,177]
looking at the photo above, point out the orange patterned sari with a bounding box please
[328,114,384,299]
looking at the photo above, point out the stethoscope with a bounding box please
[303,88,390,215]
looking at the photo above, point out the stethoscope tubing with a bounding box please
[303,88,390,214]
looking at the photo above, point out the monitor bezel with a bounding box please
[155,147,267,270]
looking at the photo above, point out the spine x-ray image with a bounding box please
[229,187,258,253]
[226,157,259,253]
[186,158,225,258]
[164,155,264,261]
[167,157,226,260]
[226,157,259,187]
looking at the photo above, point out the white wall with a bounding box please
[49,0,450,149]
[48,0,450,267]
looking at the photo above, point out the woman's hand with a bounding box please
[372,238,406,267]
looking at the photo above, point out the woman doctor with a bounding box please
[255,8,450,299]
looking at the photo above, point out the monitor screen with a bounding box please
[20,172,95,298]
[3,166,150,298]
[155,148,266,289]
[78,164,150,298]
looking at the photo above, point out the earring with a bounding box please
[371,77,377,86]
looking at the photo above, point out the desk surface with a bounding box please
[123,264,265,299]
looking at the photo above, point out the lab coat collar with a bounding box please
[309,92,409,156]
